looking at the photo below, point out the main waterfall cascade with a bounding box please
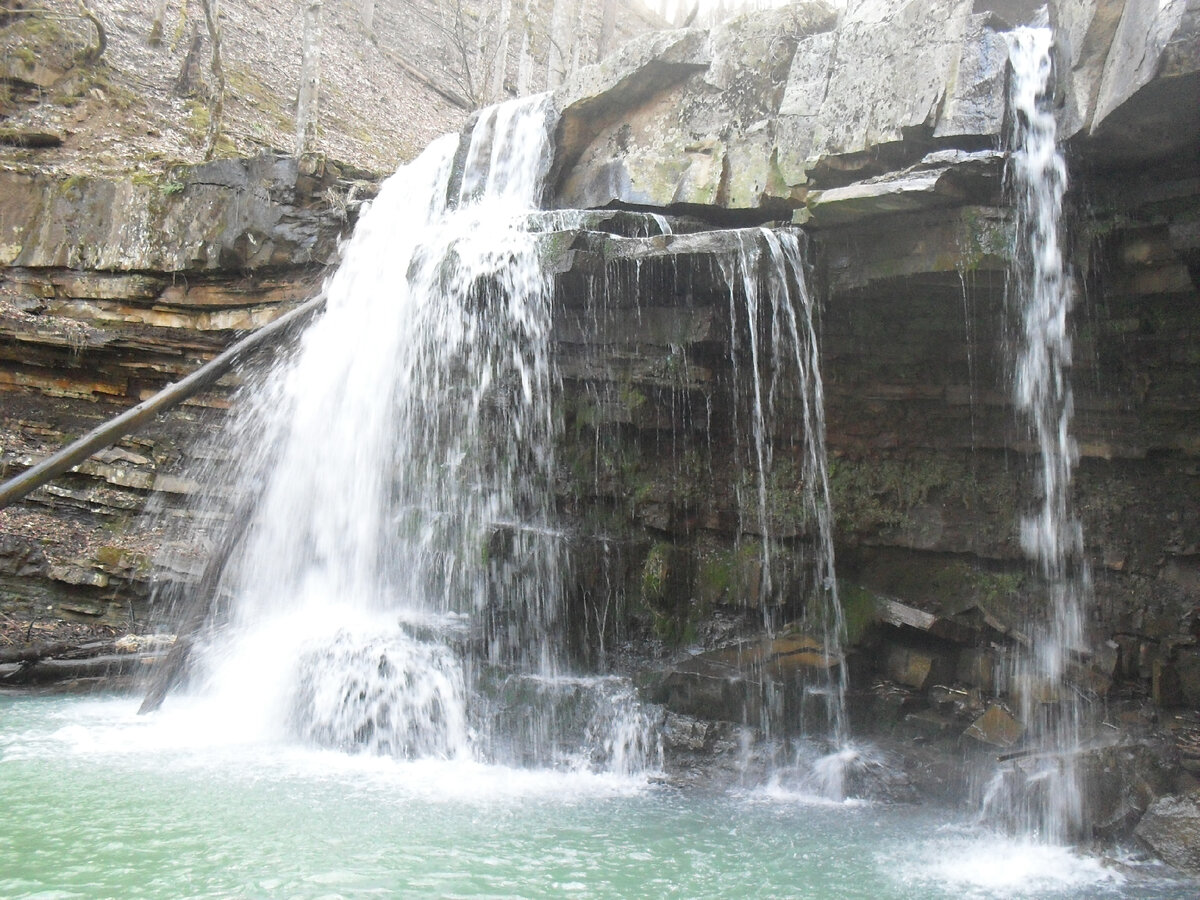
[146,90,855,780]
[165,95,654,772]
[155,91,848,776]
[981,23,1088,840]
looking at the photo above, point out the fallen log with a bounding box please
[0,290,327,509]
[0,639,115,666]
[1,652,165,685]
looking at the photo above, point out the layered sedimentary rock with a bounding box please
[0,156,373,624]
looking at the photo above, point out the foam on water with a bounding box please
[743,780,870,809]
[2,695,649,803]
[887,832,1126,898]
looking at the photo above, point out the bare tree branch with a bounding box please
[75,0,106,63]
[200,0,224,159]
[296,0,323,154]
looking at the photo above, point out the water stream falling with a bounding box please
[167,94,656,772]
[720,231,847,749]
[985,21,1087,842]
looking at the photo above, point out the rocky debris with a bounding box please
[964,704,1025,747]
[1135,791,1200,874]
[0,613,120,647]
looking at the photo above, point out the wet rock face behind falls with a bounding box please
[1,0,1199,841]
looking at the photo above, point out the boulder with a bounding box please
[956,647,999,693]
[1135,791,1200,873]
[1081,741,1177,838]
[883,643,953,690]
[964,703,1024,747]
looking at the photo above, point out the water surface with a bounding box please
[2,694,1193,899]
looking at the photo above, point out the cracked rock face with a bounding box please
[550,0,1199,218]
[1,155,367,273]
[1136,792,1200,873]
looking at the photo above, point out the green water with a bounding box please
[1,694,1193,900]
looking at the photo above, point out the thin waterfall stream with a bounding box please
[719,229,849,758]
[981,21,1087,842]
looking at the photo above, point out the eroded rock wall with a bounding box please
[0,156,373,626]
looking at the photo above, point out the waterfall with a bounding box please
[168,94,656,772]
[989,22,1087,842]
[149,85,846,777]
[720,231,846,747]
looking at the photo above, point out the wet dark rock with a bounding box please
[653,652,764,725]
[964,704,1025,748]
[1082,741,1179,839]
[1171,648,1200,707]
[1135,791,1200,874]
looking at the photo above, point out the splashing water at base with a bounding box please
[886,830,1129,898]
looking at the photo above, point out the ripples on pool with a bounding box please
[1,694,1194,900]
